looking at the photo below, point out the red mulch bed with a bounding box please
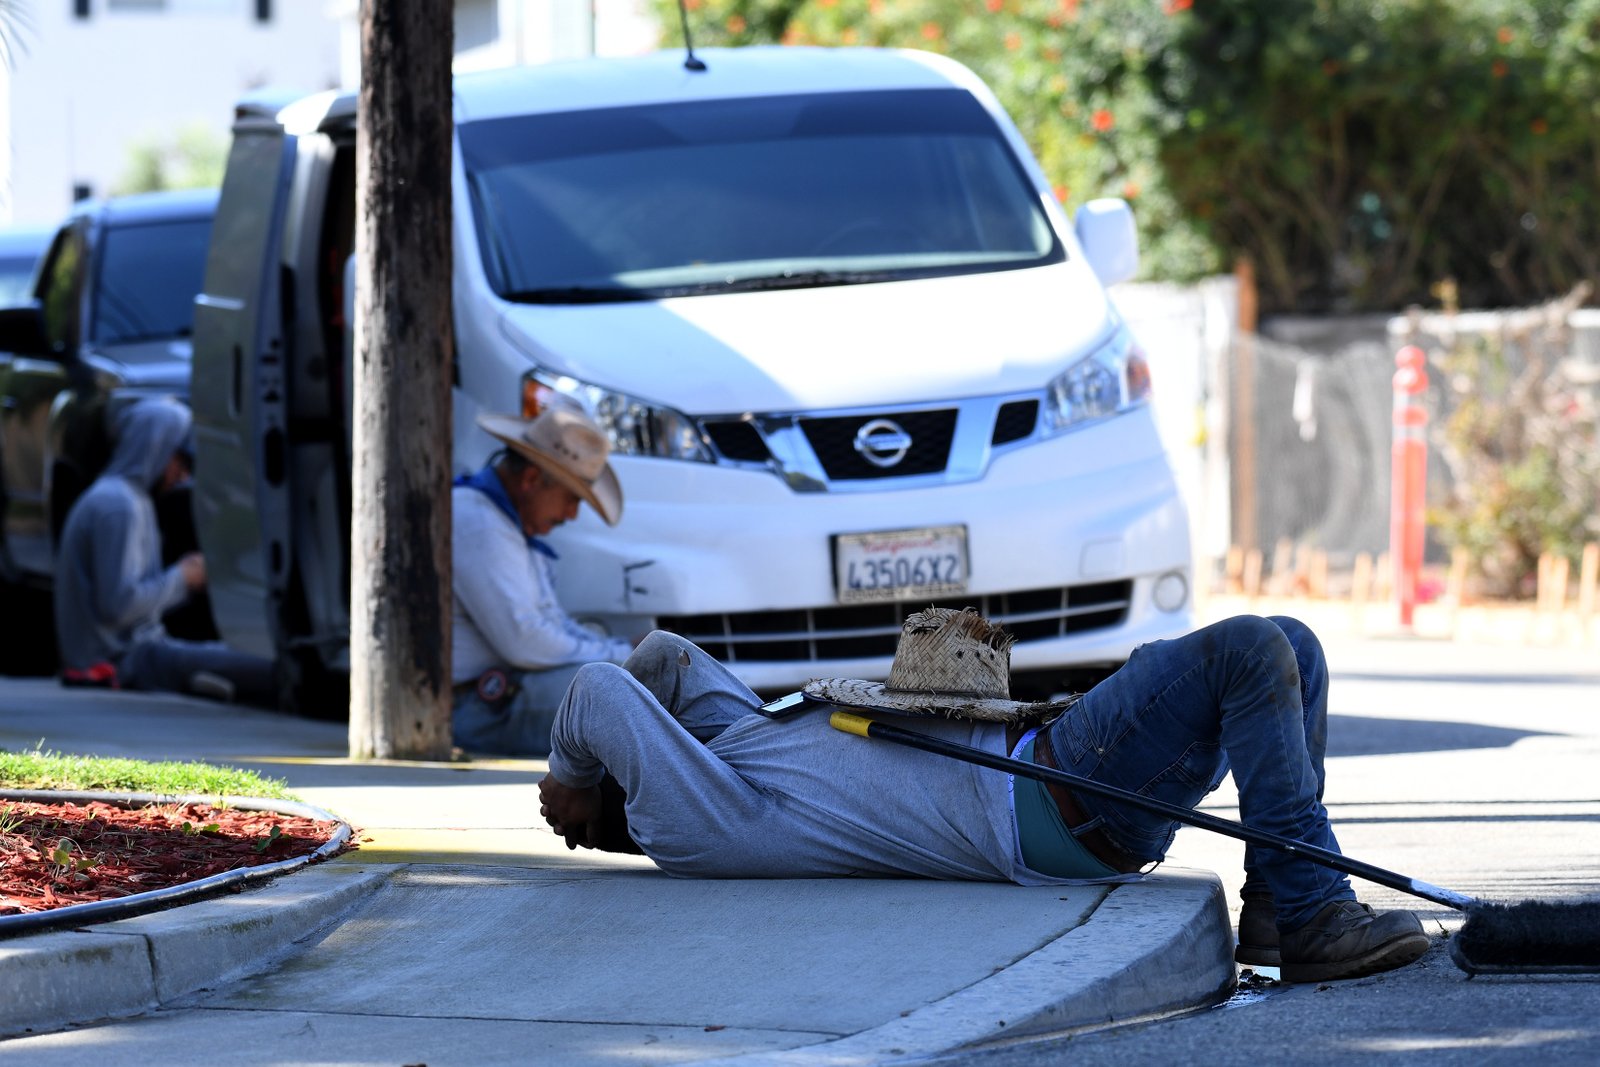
[0,798,354,915]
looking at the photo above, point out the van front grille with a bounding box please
[992,399,1039,445]
[655,581,1132,664]
[798,409,956,480]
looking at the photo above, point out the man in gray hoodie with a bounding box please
[53,397,275,702]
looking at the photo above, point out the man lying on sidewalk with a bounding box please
[538,607,1429,983]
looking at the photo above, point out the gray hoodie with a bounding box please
[53,397,193,670]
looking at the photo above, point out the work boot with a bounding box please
[1234,894,1280,967]
[1279,899,1429,982]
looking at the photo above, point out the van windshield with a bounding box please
[91,217,214,344]
[458,88,1063,304]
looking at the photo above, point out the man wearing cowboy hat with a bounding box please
[538,607,1428,984]
[450,406,635,755]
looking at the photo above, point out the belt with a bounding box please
[1032,732,1147,875]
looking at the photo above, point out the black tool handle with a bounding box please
[829,711,1475,911]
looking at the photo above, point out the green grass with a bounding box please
[0,746,295,800]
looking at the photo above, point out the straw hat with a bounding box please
[477,409,623,526]
[804,607,1080,723]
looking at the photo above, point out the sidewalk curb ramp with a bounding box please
[0,862,1233,1061]
[0,864,391,1037]
[692,869,1235,1065]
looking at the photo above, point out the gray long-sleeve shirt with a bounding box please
[53,398,191,670]
[548,631,1098,887]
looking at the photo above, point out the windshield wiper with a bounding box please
[506,286,651,305]
[95,327,190,345]
[701,269,900,294]
[507,269,900,304]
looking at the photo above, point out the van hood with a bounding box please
[496,263,1115,414]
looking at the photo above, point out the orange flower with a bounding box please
[1492,59,1508,78]
[684,0,700,9]
[1531,118,1549,135]
[1046,13,1063,27]
[987,0,1004,11]
[1091,109,1114,132]
[1053,185,1070,203]
[1497,26,1514,44]
[921,21,943,42]
[1163,0,1193,13]
[1060,0,1080,19]
[1005,32,1022,51]
[726,14,746,33]
[1122,180,1141,199]
[1043,46,1061,62]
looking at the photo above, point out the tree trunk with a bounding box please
[349,0,455,760]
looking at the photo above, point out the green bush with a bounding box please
[655,0,1600,313]
[1427,316,1600,597]
[1151,0,1600,312]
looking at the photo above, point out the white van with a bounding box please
[190,47,1193,713]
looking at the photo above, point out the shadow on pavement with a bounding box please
[1327,714,1554,757]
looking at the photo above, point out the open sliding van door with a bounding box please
[190,102,300,666]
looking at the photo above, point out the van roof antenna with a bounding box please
[676,0,707,72]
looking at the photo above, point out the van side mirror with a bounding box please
[0,304,49,356]
[1073,198,1139,287]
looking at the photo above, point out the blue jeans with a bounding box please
[453,662,590,756]
[1040,615,1355,930]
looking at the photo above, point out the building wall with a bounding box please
[2,0,662,229]
[2,0,342,226]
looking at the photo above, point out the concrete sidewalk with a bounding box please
[0,679,1235,1065]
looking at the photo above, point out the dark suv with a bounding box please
[0,189,218,657]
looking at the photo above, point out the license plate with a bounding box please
[834,525,968,604]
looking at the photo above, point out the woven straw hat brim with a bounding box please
[477,413,622,526]
[803,678,1076,724]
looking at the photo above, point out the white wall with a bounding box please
[1,0,342,226]
[341,0,660,83]
[1,0,663,228]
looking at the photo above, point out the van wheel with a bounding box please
[276,650,350,721]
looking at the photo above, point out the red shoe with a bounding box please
[61,661,120,688]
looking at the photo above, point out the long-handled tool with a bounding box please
[829,710,1600,975]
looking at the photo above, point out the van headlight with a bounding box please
[520,370,712,462]
[1041,329,1152,436]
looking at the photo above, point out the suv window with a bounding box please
[91,217,214,344]
[37,231,82,352]
[0,255,36,306]
[459,88,1062,303]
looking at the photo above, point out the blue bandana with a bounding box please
[455,464,558,558]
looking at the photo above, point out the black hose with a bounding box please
[0,790,352,940]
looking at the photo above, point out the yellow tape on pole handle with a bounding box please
[829,710,873,737]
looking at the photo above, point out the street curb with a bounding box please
[693,868,1235,1066]
[0,863,391,1038]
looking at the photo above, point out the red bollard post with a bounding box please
[1391,346,1429,628]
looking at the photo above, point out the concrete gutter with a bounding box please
[0,864,390,1037]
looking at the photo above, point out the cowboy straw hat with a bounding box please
[804,606,1080,723]
[477,408,623,526]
